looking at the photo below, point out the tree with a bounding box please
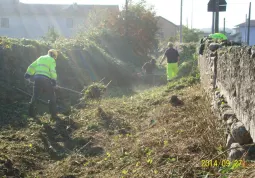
[42,26,60,43]
[171,26,203,43]
[86,0,159,56]
[182,26,203,43]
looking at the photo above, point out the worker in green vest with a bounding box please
[209,33,227,40]
[24,49,59,119]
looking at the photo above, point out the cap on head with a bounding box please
[48,49,58,60]
[167,42,173,48]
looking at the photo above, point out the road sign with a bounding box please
[208,0,227,12]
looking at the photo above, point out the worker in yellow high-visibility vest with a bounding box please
[24,49,59,119]
[160,42,180,81]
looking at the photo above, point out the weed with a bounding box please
[86,122,100,131]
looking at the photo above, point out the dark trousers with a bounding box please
[29,75,57,117]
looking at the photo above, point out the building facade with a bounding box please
[0,0,119,39]
[235,20,255,45]
[156,16,179,41]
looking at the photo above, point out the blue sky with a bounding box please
[20,0,254,29]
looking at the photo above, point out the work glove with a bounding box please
[24,73,31,80]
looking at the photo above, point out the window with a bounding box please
[66,18,73,28]
[1,18,9,28]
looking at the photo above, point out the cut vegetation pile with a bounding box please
[3,78,251,178]
[84,82,107,100]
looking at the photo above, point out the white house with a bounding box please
[156,16,179,41]
[235,20,255,45]
[0,0,119,39]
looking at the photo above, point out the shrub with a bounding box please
[85,0,159,56]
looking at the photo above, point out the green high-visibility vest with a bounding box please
[26,55,57,80]
[209,33,227,40]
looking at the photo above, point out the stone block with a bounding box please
[222,109,235,121]
[228,143,246,161]
[243,144,255,160]
[226,134,235,149]
[226,116,235,126]
[209,43,221,52]
[231,122,253,145]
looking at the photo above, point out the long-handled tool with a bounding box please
[27,80,83,95]
[57,86,83,95]
[13,86,66,111]
[26,78,111,98]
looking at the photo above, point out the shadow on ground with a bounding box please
[37,117,104,160]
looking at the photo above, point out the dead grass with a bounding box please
[41,85,227,177]
[2,83,251,178]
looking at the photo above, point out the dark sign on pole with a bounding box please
[208,0,227,12]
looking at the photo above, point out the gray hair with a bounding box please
[167,42,173,48]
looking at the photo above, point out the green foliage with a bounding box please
[166,75,200,92]
[182,26,202,43]
[42,26,60,43]
[177,43,197,62]
[87,122,100,131]
[219,161,243,175]
[86,0,159,56]
[178,61,194,77]
[172,26,203,43]
[84,83,107,99]
[168,36,178,43]
[177,49,199,78]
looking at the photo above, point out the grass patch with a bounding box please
[166,75,200,92]
[0,83,228,177]
[2,76,251,177]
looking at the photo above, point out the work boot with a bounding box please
[49,100,58,119]
[51,114,61,127]
[28,103,36,118]
[51,114,60,120]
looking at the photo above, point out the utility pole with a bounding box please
[215,0,219,33]
[212,12,215,33]
[125,0,128,37]
[180,0,183,43]
[223,18,225,34]
[245,14,247,44]
[247,2,251,45]
[191,0,193,29]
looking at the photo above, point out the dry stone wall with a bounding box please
[199,44,255,140]
[199,44,255,159]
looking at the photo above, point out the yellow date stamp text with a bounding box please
[201,159,244,168]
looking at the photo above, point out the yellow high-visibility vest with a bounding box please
[26,55,57,80]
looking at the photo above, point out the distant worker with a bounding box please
[160,42,180,81]
[24,49,59,119]
[142,58,156,75]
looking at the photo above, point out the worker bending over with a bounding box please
[24,49,59,119]
[142,58,156,75]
